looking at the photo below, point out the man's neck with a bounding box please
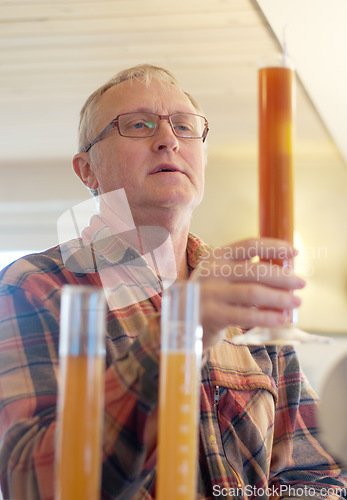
[171,231,190,280]
[134,207,191,281]
[99,200,192,281]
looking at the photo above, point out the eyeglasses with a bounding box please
[83,112,209,152]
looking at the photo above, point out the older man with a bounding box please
[0,64,345,499]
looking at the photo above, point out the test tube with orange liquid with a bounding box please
[233,52,329,345]
[156,281,202,499]
[55,286,106,500]
[258,54,295,276]
[259,54,295,329]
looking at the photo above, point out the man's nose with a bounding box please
[152,117,180,151]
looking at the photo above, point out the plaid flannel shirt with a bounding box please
[0,216,346,499]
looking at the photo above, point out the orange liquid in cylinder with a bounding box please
[156,352,200,500]
[258,66,294,250]
[55,355,104,500]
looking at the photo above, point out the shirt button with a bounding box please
[209,435,217,444]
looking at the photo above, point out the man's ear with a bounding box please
[72,153,98,190]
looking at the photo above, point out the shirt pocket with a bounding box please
[214,382,276,487]
[207,335,278,485]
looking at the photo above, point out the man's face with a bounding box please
[83,78,206,223]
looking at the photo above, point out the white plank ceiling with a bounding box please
[0,0,346,333]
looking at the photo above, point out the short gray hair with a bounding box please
[78,63,203,154]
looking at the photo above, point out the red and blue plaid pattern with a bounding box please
[0,219,346,499]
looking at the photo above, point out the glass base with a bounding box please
[231,323,332,346]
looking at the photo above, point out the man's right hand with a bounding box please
[190,237,306,351]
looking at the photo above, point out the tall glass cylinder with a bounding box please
[258,54,295,269]
[156,281,202,499]
[232,54,330,345]
[55,285,106,500]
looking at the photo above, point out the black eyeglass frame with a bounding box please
[83,112,209,152]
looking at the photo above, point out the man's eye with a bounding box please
[174,122,194,133]
[132,121,155,129]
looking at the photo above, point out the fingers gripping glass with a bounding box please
[83,112,209,152]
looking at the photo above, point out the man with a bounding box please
[0,64,346,499]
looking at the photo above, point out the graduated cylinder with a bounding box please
[156,281,202,500]
[258,54,295,250]
[55,285,106,500]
